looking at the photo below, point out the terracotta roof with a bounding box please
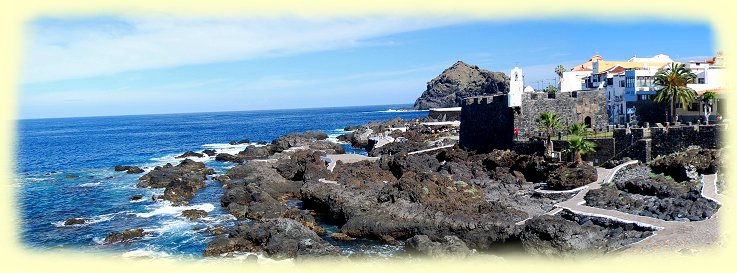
[697,89,725,95]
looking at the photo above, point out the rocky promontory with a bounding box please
[413,61,509,109]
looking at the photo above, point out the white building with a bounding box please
[508,66,524,107]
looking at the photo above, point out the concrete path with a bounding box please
[324,154,378,172]
[407,144,455,155]
[544,160,723,253]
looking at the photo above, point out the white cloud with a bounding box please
[22,16,463,83]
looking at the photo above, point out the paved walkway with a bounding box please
[545,161,723,253]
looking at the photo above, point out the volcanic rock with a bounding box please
[103,228,148,244]
[64,218,86,226]
[406,235,472,257]
[175,151,204,158]
[181,209,208,220]
[203,218,339,259]
[114,165,144,174]
[413,61,509,109]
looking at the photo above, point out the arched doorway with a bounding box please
[584,116,592,128]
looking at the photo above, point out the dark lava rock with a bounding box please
[520,209,654,257]
[545,164,597,190]
[238,145,270,160]
[329,232,355,241]
[413,61,509,109]
[336,134,351,143]
[215,153,243,164]
[344,125,361,131]
[601,157,633,169]
[585,163,721,221]
[650,148,719,181]
[103,228,148,244]
[137,159,214,205]
[114,165,144,174]
[181,209,208,220]
[406,235,472,257]
[271,131,342,154]
[229,139,250,145]
[368,141,427,157]
[130,194,144,201]
[176,151,204,158]
[203,218,340,259]
[64,174,79,179]
[296,146,578,251]
[275,150,330,183]
[219,160,322,233]
[202,149,217,156]
[64,218,86,226]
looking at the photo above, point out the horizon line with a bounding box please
[16,102,418,121]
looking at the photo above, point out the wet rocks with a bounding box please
[219,160,321,233]
[137,159,215,205]
[175,151,204,158]
[64,218,86,226]
[130,194,144,201]
[270,131,331,153]
[275,150,330,183]
[103,228,148,244]
[520,210,654,257]
[203,218,339,259]
[229,139,250,145]
[181,209,208,220]
[202,149,217,156]
[114,165,144,174]
[329,232,355,241]
[215,153,243,164]
[406,235,473,257]
[238,145,270,159]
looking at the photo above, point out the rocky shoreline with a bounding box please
[92,116,722,260]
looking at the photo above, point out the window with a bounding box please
[607,78,613,85]
[620,80,625,87]
[688,103,699,111]
[698,78,705,84]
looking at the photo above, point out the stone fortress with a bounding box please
[460,66,608,153]
[459,66,724,164]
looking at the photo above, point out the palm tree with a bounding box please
[555,65,566,88]
[653,63,697,122]
[567,122,590,137]
[701,91,717,125]
[536,112,562,157]
[563,136,597,166]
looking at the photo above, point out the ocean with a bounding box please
[14,104,428,259]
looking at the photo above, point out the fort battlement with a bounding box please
[460,90,608,153]
[612,123,723,162]
[461,94,506,106]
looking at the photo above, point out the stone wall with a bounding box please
[553,138,616,165]
[459,95,514,153]
[612,124,723,162]
[513,91,608,139]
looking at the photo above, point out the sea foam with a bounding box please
[135,202,215,218]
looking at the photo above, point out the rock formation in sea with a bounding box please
[413,61,509,109]
[136,159,215,205]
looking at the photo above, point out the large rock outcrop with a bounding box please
[136,159,215,205]
[413,61,509,109]
[203,218,340,259]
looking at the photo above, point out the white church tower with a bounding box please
[508,66,523,107]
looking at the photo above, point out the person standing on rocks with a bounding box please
[514,127,519,140]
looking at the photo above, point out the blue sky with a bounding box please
[19,16,715,119]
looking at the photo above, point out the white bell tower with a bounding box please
[508,66,523,107]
